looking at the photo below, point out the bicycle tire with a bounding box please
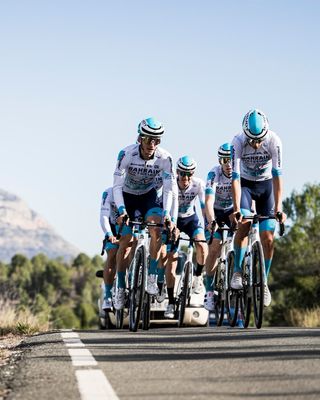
[252,241,265,329]
[240,256,252,328]
[225,251,239,327]
[115,308,124,329]
[141,292,151,330]
[178,261,191,327]
[214,262,225,326]
[129,247,146,332]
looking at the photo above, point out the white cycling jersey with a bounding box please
[113,144,175,217]
[232,130,282,181]
[205,166,233,211]
[177,176,205,218]
[100,187,118,237]
[155,173,179,222]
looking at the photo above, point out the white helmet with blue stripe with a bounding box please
[138,117,164,137]
[176,155,197,172]
[242,109,269,141]
[218,143,231,158]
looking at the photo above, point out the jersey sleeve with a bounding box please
[113,149,130,214]
[198,178,206,210]
[161,154,175,218]
[231,136,241,180]
[100,189,112,236]
[271,134,283,177]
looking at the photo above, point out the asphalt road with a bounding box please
[2,326,320,400]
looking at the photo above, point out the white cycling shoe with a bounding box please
[230,272,243,290]
[204,291,215,311]
[102,297,112,310]
[193,275,204,294]
[264,284,272,307]
[164,304,175,319]
[156,284,166,303]
[147,274,159,295]
[113,288,126,310]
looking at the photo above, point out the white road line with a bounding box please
[76,370,119,400]
[68,348,98,366]
[61,332,85,347]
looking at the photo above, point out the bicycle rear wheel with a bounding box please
[214,262,225,326]
[225,251,239,327]
[129,247,146,332]
[252,241,265,329]
[178,261,191,327]
[141,292,151,330]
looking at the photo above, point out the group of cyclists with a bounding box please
[100,108,286,321]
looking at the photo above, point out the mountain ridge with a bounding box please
[0,189,79,262]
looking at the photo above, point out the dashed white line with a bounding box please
[61,331,119,399]
[68,348,98,366]
[76,370,120,400]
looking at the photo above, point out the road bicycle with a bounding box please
[229,213,285,329]
[207,223,235,326]
[175,237,207,327]
[126,219,163,332]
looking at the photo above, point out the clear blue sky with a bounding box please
[0,1,319,255]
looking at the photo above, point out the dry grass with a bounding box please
[0,298,49,336]
[288,306,320,328]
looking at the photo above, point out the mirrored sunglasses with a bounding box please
[178,170,194,177]
[219,157,231,165]
[141,136,161,145]
[248,138,264,145]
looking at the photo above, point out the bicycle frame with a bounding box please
[216,227,234,299]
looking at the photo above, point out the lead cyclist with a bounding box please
[112,118,176,310]
[229,109,287,306]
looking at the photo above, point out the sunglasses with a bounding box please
[248,138,264,145]
[140,136,161,145]
[219,157,231,165]
[178,170,194,177]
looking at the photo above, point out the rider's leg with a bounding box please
[115,231,133,288]
[259,220,276,278]
[103,245,118,299]
[194,232,208,277]
[204,236,221,310]
[165,250,178,304]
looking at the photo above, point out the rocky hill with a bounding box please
[0,189,79,262]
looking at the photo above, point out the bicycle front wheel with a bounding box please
[178,261,191,327]
[141,292,151,330]
[214,262,225,326]
[240,257,252,328]
[225,251,239,327]
[115,308,124,329]
[252,241,265,329]
[129,247,146,332]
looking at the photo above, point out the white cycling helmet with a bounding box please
[242,109,269,141]
[138,117,164,137]
[176,156,197,172]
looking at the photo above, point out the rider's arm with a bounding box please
[113,149,130,216]
[231,140,242,213]
[162,154,175,221]
[271,134,283,214]
[198,179,206,220]
[100,189,113,238]
[205,170,216,224]
[170,176,179,223]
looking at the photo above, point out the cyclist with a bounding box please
[113,117,176,310]
[99,187,119,310]
[164,156,207,319]
[230,109,286,306]
[204,143,233,311]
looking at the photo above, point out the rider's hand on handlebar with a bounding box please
[275,210,287,223]
[229,211,242,229]
[207,220,217,233]
[116,213,129,226]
